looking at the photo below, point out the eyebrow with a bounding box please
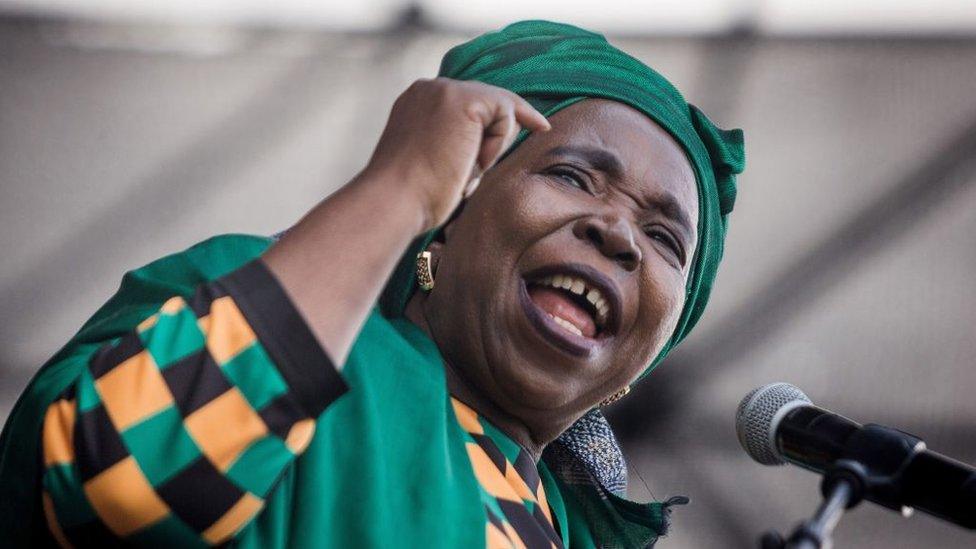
[545,145,696,245]
[654,193,695,247]
[547,145,625,181]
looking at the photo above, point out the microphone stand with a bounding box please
[759,423,926,549]
[759,474,858,549]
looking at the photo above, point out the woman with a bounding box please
[0,20,744,548]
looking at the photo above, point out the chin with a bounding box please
[495,364,583,414]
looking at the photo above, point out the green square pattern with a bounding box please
[140,306,205,369]
[482,421,522,464]
[221,343,288,411]
[121,406,202,486]
[75,369,102,413]
[225,435,293,497]
[42,464,96,528]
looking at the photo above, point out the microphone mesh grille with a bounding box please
[735,383,811,465]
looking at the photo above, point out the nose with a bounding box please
[572,214,642,272]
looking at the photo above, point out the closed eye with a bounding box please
[547,166,589,191]
[644,227,684,264]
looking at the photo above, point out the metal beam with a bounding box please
[0,25,419,372]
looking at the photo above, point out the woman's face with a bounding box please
[421,98,698,436]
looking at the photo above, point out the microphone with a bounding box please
[736,382,976,530]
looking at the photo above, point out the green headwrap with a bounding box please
[379,20,745,379]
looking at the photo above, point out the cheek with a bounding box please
[436,173,552,311]
[483,173,570,246]
[507,172,555,211]
[632,265,687,351]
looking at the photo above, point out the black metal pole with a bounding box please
[759,479,856,549]
[785,480,853,549]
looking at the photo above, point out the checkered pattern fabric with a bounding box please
[40,259,347,547]
[451,397,564,549]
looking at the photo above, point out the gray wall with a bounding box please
[2,17,974,548]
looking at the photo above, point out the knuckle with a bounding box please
[396,79,426,104]
[406,78,437,96]
[427,78,458,102]
[463,101,488,123]
[403,79,424,94]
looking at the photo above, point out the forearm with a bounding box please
[261,169,427,367]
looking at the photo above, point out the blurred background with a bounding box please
[1,1,974,547]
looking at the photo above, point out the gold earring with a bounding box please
[416,250,435,291]
[599,386,630,407]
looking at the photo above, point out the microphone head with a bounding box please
[735,383,812,465]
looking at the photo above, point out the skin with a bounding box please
[405,99,698,458]
[263,79,697,461]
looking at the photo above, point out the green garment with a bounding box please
[380,20,746,378]
[0,234,670,547]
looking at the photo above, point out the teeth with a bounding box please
[534,273,612,329]
[548,313,583,337]
[586,289,600,304]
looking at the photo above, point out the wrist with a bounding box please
[354,165,436,236]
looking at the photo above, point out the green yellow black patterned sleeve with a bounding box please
[39,258,347,547]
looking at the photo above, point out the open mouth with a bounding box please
[518,263,621,357]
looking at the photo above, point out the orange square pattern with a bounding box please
[83,457,170,536]
[206,296,257,365]
[96,351,174,431]
[184,388,268,471]
[42,399,76,466]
